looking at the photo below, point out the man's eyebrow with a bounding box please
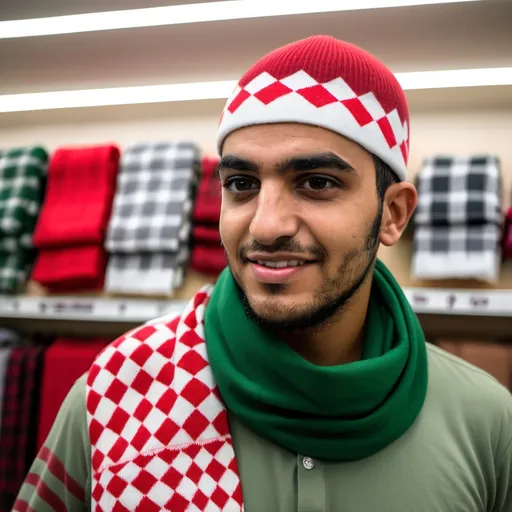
[280,152,355,174]
[215,151,355,179]
[216,155,259,178]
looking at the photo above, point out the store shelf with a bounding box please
[0,295,188,323]
[0,288,511,324]
[401,288,512,317]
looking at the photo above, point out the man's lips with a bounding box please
[249,260,316,284]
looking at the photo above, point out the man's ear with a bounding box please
[379,182,418,247]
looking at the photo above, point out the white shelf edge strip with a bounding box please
[0,288,511,323]
[0,0,480,39]
[0,296,189,323]
[1,68,511,113]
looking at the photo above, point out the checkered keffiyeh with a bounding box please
[105,142,198,295]
[0,346,43,512]
[412,155,502,281]
[86,287,244,511]
[0,147,47,294]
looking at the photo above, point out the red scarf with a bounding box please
[32,145,119,291]
[86,287,244,511]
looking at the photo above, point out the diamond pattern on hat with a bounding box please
[218,35,411,182]
[255,81,292,105]
[341,97,374,127]
[358,91,387,121]
[87,285,243,511]
[322,77,357,101]
[227,89,250,114]
[297,85,338,107]
[244,71,276,94]
[280,70,319,90]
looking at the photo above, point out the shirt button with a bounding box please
[303,457,315,470]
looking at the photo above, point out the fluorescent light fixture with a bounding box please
[1,68,510,113]
[0,0,480,39]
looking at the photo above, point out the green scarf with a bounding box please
[205,259,428,462]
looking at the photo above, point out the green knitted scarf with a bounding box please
[205,259,428,462]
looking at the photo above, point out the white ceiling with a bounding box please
[1,0,511,96]
[0,0,220,21]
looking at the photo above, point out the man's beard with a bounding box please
[229,202,383,333]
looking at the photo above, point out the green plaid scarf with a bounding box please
[0,147,47,293]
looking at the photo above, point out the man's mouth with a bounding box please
[252,260,308,268]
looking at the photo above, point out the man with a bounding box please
[15,36,512,512]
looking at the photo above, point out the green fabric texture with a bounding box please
[0,146,47,293]
[205,258,428,461]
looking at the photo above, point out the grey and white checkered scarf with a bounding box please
[105,141,199,295]
[412,155,502,282]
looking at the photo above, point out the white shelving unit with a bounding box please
[0,287,511,324]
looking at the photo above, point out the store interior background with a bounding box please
[1,1,512,505]
[2,0,512,292]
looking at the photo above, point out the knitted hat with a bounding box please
[217,35,410,181]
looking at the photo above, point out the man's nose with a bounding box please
[248,183,299,245]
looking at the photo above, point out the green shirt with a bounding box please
[15,343,512,511]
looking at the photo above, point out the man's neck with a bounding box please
[281,282,372,366]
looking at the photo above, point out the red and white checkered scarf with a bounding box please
[86,286,244,511]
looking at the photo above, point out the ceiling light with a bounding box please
[0,68,510,113]
[0,0,481,39]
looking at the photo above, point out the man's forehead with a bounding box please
[221,123,371,170]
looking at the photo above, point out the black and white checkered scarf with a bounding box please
[104,141,199,295]
[412,155,502,282]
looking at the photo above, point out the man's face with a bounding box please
[218,123,384,332]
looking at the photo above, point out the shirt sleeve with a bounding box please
[13,373,91,512]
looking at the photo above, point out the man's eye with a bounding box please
[301,177,337,191]
[224,177,258,193]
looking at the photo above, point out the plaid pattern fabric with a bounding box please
[412,155,502,281]
[0,346,43,512]
[414,155,502,226]
[86,287,244,511]
[105,245,190,295]
[0,147,47,293]
[105,142,198,295]
[106,142,199,253]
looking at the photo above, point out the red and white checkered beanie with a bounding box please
[217,35,410,181]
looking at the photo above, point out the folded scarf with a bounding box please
[104,141,198,295]
[106,142,198,253]
[503,207,512,260]
[0,146,47,293]
[105,245,189,295]
[37,338,110,451]
[414,155,502,226]
[412,224,501,281]
[32,245,107,292]
[33,145,120,246]
[412,154,502,282]
[192,156,221,225]
[31,145,119,292]
[193,225,222,244]
[205,259,428,461]
[190,244,227,275]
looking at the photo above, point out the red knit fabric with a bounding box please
[32,245,107,291]
[238,36,409,126]
[503,208,512,259]
[193,157,222,224]
[191,245,227,275]
[31,144,119,291]
[33,145,120,246]
[193,225,221,244]
[37,338,110,451]
[217,35,411,180]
